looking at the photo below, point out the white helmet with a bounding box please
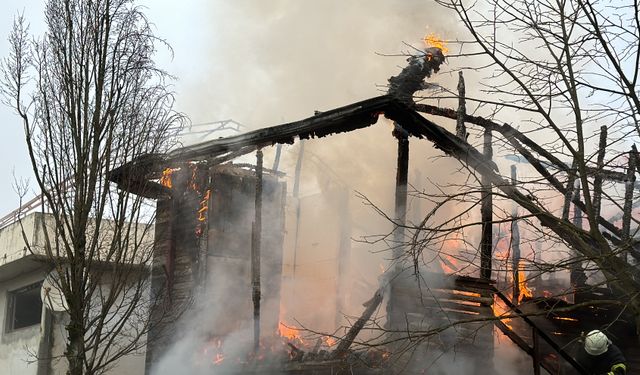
[584,330,610,356]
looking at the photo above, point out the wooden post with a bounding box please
[532,328,541,375]
[252,149,264,352]
[480,128,493,279]
[592,126,607,218]
[393,126,409,268]
[335,187,351,327]
[562,159,578,221]
[292,140,305,279]
[272,144,283,171]
[622,146,637,262]
[456,71,467,139]
[511,165,521,303]
[570,180,587,288]
[387,125,409,330]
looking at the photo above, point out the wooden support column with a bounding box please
[480,128,493,279]
[562,159,578,221]
[335,187,351,327]
[292,141,305,279]
[532,328,541,375]
[592,126,608,218]
[456,71,467,139]
[510,165,521,303]
[622,146,637,262]
[272,144,283,171]
[387,125,409,330]
[393,126,409,268]
[570,181,587,288]
[622,146,636,239]
[252,149,264,352]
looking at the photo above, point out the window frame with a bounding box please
[5,280,44,332]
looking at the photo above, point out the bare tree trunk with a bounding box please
[66,308,85,375]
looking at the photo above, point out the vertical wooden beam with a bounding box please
[252,149,264,352]
[388,125,409,330]
[456,71,467,139]
[510,165,521,303]
[592,126,608,218]
[622,146,637,263]
[335,187,351,327]
[532,328,541,375]
[570,181,587,288]
[272,144,283,172]
[480,128,493,279]
[393,126,409,268]
[622,147,636,240]
[562,159,578,221]
[292,141,305,279]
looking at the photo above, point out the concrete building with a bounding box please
[0,212,147,375]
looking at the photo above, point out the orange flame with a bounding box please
[423,33,449,54]
[198,189,211,222]
[517,261,533,303]
[160,168,179,188]
[189,164,199,191]
[278,322,303,343]
[492,296,513,330]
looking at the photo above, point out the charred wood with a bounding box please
[329,288,384,360]
[387,47,445,104]
[622,146,637,242]
[252,149,264,351]
[592,126,608,218]
[456,71,467,139]
[480,127,493,280]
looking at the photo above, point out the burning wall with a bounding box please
[145,163,286,374]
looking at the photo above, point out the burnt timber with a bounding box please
[109,91,639,374]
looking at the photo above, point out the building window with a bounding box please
[6,281,43,331]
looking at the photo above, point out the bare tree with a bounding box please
[1,1,183,374]
[338,0,640,366]
[391,0,640,328]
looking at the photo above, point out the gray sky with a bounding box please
[0,0,457,217]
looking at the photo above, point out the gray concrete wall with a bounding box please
[0,213,149,375]
[0,270,48,375]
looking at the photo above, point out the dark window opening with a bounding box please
[7,281,43,331]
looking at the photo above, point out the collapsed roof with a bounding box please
[109,94,493,198]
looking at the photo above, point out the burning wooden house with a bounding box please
[109,44,639,374]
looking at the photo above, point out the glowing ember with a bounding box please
[160,168,179,188]
[323,335,336,347]
[552,316,578,322]
[451,289,481,298]
[423,33,449,54]
[201,337,225,367]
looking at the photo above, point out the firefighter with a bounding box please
[577,330,626,375]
